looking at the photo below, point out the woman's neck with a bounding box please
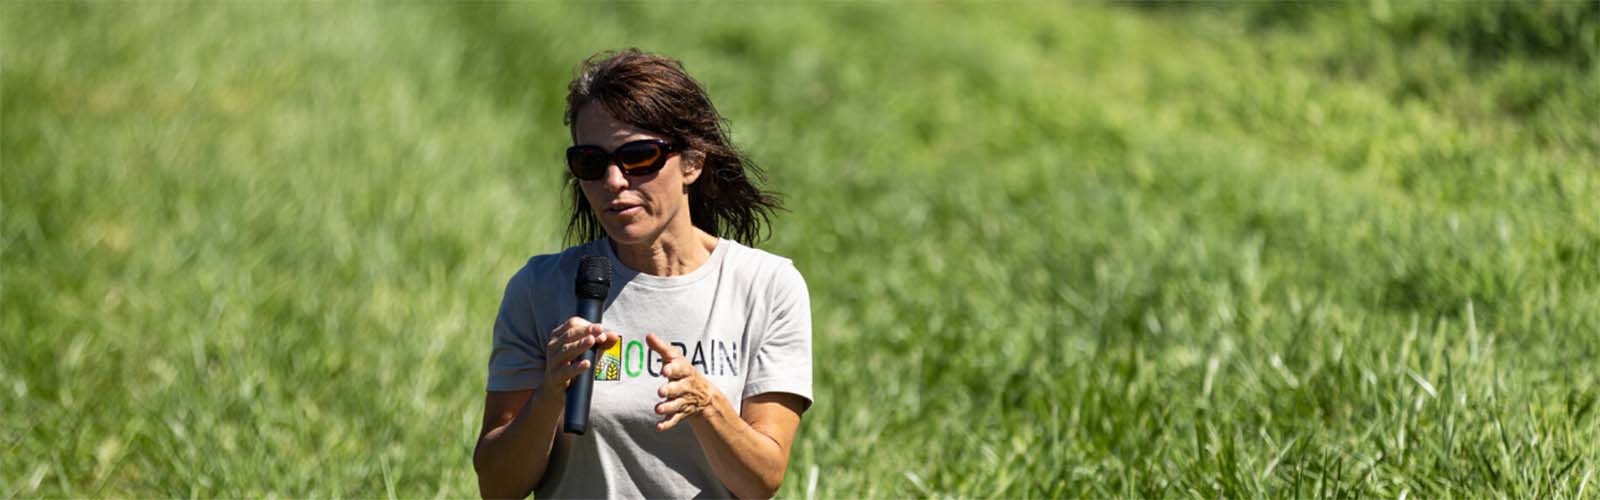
[611,224,719,277]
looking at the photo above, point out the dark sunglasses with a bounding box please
[565,139,681,181]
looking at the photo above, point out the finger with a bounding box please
[547,328,569,350]
[656,411,689,432]
[546,335,568,361]
[563,316,592,334]
[661,358,693,380]
[553,359,590,385]
[568,323,603,346]
[655,399,683,415]
[570,334,597,359]
[550,334,596,364]
[657,379,688,399]
[646,333,681,362]
[596,329,621,351]
[564,359,591,379]
[585,325,625,352]
[548,321,594,351]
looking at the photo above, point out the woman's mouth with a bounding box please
[607,204,642,216]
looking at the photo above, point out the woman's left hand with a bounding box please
[647,333,722,431]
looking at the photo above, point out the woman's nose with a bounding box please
[602,163,629,191]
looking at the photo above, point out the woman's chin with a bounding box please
[603,222,659,246]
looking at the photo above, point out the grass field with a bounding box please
[4,1,1599,497]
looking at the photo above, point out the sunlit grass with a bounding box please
[3,1,1596,497]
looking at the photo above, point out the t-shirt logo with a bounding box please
[590,337,741,381]
[596,336,622,381]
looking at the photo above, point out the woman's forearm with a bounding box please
[687,395,788,499]
[473,390,564,499]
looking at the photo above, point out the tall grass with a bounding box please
[3,1,1596,497]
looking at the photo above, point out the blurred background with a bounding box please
[3,1,1598,496]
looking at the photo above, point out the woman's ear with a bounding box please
[681,149,705,185]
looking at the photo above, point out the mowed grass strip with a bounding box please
[2,1,1596,497]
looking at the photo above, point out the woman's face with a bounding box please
[572,104,701,246]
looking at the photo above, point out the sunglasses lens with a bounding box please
[566,141,673,180]
[566,147,608,180]
[615,142,664,173]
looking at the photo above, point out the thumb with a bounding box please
[646,333,680,361]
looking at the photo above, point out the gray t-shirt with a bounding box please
[487,238,814,499]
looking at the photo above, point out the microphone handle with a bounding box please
[562,298,604,434]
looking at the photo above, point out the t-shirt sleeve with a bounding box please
[742,262,814,409]
[486,270,546,392]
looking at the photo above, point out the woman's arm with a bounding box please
[687,393,806,499]
[473,388,564,499]
[474,320,615,499]
[647,334,806,499]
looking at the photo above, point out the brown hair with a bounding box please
[563,48,783,246]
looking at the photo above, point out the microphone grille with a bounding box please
[575,255,611,299]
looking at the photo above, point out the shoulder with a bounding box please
[719,240,808,297]
[503,240,607,298]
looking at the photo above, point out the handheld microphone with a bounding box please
[563,255,610,434]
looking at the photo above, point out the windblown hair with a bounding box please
[563,48,783,246]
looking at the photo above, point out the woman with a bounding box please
[472,49,813,499]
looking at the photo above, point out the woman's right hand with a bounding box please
[539,317,619,400]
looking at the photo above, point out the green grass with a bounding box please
[4,1,1598,497]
